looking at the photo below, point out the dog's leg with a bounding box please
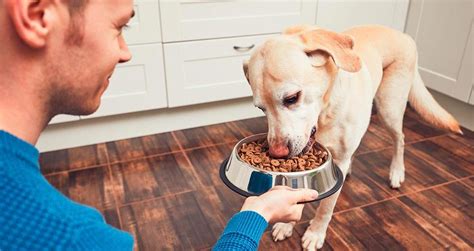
[272,221,296,241]
[302,159,351,251]
[374,64,412,188]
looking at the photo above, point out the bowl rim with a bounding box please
[232,133,333,176]
[219,157,344,203]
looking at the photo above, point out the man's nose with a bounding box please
[119,45,132,63]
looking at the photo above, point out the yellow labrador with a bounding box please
[243,25,462,250]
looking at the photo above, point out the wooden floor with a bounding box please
[40,107,474,250]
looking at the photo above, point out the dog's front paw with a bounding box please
[301,228,326,250]
[272,222,294,242]
[389,166,405,188]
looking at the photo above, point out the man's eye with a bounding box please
[283,92,300,106]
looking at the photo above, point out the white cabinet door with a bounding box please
[406,0,473,103]
[122,0,162,44]
[164,34,275,107]
[49,115,80,125]
[316,0,409,32]
[160,0,317,42]
[82,44,167,119]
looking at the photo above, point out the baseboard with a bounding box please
[37,97,263,153]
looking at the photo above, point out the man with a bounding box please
[0,0,318,250]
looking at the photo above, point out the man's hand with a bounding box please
[240,186,318,223]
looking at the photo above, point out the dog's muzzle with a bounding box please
[302,126,317,154]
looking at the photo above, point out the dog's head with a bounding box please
[243,25,361,158]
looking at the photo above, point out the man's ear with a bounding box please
[5,0,54,48]
[243,59,250,84]
[299,29,361,72]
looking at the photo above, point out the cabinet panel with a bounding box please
[82,44,167,119]
[122,0,162,44]
[406,0,473,102]
[164,34,275,107]
[160,0,316,42]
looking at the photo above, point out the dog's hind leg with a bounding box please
[374,63,414,188]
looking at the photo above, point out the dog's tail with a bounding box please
[408,68,463,134]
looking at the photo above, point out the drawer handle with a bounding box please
[233,44,255,52]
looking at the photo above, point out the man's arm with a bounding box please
[213,211,268,251]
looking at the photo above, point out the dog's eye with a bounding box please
[283,92,300,106]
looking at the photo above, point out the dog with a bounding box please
[243,24,462,250]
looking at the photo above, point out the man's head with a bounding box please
[0,0,134,118]
[243,25,360,158]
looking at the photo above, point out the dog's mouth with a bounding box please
[301,126,317,154]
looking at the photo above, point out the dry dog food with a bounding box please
[238,139,328,172]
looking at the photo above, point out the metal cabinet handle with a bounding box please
[233,44,255,52]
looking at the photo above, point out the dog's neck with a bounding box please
[318,66,356,128]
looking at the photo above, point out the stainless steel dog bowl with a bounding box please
[220,133,343,203]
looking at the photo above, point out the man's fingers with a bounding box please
[291,189,319,203]
[271,185,295,191]
[289,204,305,222]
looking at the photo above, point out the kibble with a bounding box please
[238,139,328,172]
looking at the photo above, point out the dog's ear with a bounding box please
[299,29,361,72]
[242,59,250,84]
[307,50,331,67]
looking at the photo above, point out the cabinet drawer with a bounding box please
[160,0,316,42]
[82,43,167,119]
[122,0,161,44]
[316,0,409,32]
[164,34,275,107]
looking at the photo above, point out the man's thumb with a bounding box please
[296,189,318,203]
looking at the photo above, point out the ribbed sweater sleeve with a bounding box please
[213,211,268,251]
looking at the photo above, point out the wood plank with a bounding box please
[173,122,246,149]
[106,132,181,163]
[451,127,474,148]
[430,134,474,164]
[230,116,268,137]
[354,147,455,196]
[46,165,116,209]
[332,199,447,249]
[461,176,474,188]
[101,207,122,230]
[120,191,223,250]
[333,158,393,212]
[40,143,108,175]
[110,153,200,205]
[398,181,473,248]
[185,142,235,187]
[407,139,474,178]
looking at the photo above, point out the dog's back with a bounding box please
[344,25,461,134]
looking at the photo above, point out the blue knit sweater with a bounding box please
[0,130,268,250]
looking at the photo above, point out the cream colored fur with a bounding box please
[243,25,461,250]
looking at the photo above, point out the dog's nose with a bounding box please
[269,144,290,158]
